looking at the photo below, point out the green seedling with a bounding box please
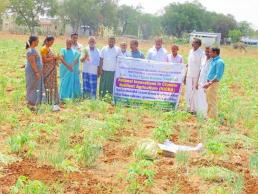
[126,160,155,193]
[205,140,225,155]
[73,136,102,167]
[153,122,174,142]
[11,176,48,194]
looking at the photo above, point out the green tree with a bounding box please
[208,13,237,39]
[98,0,119,30]
[117,5,140,36]
[117,6,162,39]
[0,0,9,14]
[61,0,100,32]
[60,0,118,33]
[80,0,101,33]
[161,2,238,39]
[228,29,242,43]
[9,0,57,33]
[162,2,208,37]
[238,21,253,36]
[0,0,9,29]
[139,14,162,39]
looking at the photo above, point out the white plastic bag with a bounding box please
[158,140,203,153]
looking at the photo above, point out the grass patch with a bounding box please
[11,176,48,194]
[197,166,244,193]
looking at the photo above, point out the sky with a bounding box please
[119,0,258,30]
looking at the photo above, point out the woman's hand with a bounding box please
[67,65,73,72]
[80,55,89,63]
[203,82,211,89]
[54,54,60,60]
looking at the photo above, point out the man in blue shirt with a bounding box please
[129,40,145,59]
[203,47,225,119]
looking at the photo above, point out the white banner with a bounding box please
[113,57,185,109]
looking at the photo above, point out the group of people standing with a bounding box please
[25,34,224,119]
[185,39,225,119]
[25,34,81,112]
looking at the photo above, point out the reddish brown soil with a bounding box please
[154,158,199,194]
[0,112,256,194]
[0,159,62,193]
[0,115,157,193]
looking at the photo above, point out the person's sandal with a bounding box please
[27,104,37,112]
[52,105,61,112]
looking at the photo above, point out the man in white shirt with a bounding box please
[147,37,167,62]
[184,38,204,114]
[120,42,130,57]
[71,32,82,53]
[98,36,122,98]
[196,46,212,117]
[167,45,184,64]
[80,36,100,99]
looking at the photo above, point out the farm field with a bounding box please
[0,32,257,194]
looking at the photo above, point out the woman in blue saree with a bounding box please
[59,39,81,100]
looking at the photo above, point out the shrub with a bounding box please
[11,176,48,194]
[205,140,225,155]
[126,160,155,193]
[8,131,37,156]
[153,122,174,143]
[74,135,102,167]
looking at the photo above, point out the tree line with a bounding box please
[1,0,257,41]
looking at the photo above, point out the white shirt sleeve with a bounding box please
[163,48,168,55]
[166,54,170,62]
[162,48,168,61]
[96,48,100,55]
[100,47,105,58]
[117,47,123,56]
[146,48,152,60]
[181,56,184,64]
[187,50,192,64]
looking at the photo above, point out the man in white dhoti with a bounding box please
[196,47,212,117]
[147,37,167,62]
[184,38,204,114]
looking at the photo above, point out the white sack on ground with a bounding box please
[158,140,203,153]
